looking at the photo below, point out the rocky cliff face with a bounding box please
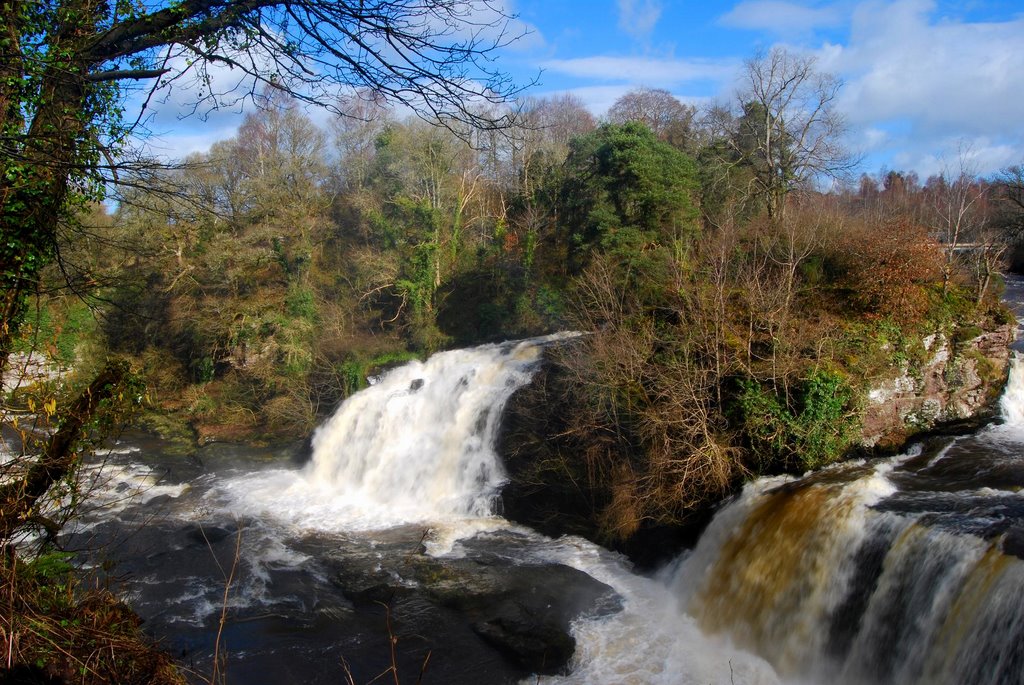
[861,324,1015,450]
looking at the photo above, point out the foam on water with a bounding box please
[486,532,783,685]
[70,462,189,526]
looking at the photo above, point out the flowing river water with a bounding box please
[66,283,1024,684]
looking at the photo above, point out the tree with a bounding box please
[994,164,1024,242]
[330,90,394,192]
[732,47,852,221]
[558,122,700,273]
[1001,165,1024,212]
[0,0,526,575]
[607,87,695,150]
[925,156,990,295]
[1,0,527,380]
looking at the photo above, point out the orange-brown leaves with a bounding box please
[836,219,943,321]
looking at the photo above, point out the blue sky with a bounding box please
[142,0,1024,179]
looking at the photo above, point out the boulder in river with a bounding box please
[327,527,621,677]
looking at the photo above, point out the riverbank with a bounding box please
[497,300,1017,567]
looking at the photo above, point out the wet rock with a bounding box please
[327,530,620,677]
[1002,526,1024,559]
[183,523,237,546]
[472,605,576,675]
[862,324,1014,449]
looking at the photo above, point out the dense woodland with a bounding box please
[14,55,1024,543]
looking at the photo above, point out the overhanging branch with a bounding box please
[86,67,170,82]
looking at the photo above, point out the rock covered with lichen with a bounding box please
[862,324,1015,448]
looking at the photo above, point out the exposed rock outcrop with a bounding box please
[329,529,620,677]
[862,324,1015,449]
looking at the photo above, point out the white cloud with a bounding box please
[456,0,546,52]
[890,136,1021,180]
[141,126,241,159]
[719,1,845,33]
[541,55,737,89]
[617,0,663,40]
[827,1,1024,133]
[549,85,634,115]
[809,0,1024,175]
[860,127,889,151]
[532,85,711,118]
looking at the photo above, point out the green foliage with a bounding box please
[952,324,984,346]
[993,304,1017,326]
[558,122,701,272]
[925,284,979,330]
[285,283,317,321]
[192,356,215,384]
[337,350,422,397]
[338,358,367,397]
[737,378,791,464]
[26,550,75,584]
[738,370,859,472]
[14,299,96,364]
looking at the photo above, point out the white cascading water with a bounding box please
[304,335,560,520]
[215,334,573,530]
[999,353,1024,427]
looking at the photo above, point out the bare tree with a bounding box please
[994,165,1024,249]
[734,47,853,221]
[927,154,991,295]
[607,87,695,149]
[513,93,596,196]
[1002,165,1024,211]
[330,90,394,192]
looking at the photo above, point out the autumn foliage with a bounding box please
[836,218,944,321]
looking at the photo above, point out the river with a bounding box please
[66,281,1024,684]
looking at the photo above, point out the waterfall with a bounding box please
[215,334,573,530]
[1000,354,1024,426]
[670,359,1024,685]
[672,470,1024,684]
[305,335,562,521]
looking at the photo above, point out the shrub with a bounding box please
[285,283,317,321]
[2,550,184,685]
[835,219,943,321]
[738,369,859,472]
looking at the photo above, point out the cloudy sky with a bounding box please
[142,0,1024,179]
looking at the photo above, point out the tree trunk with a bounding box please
[0,6,95,382]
